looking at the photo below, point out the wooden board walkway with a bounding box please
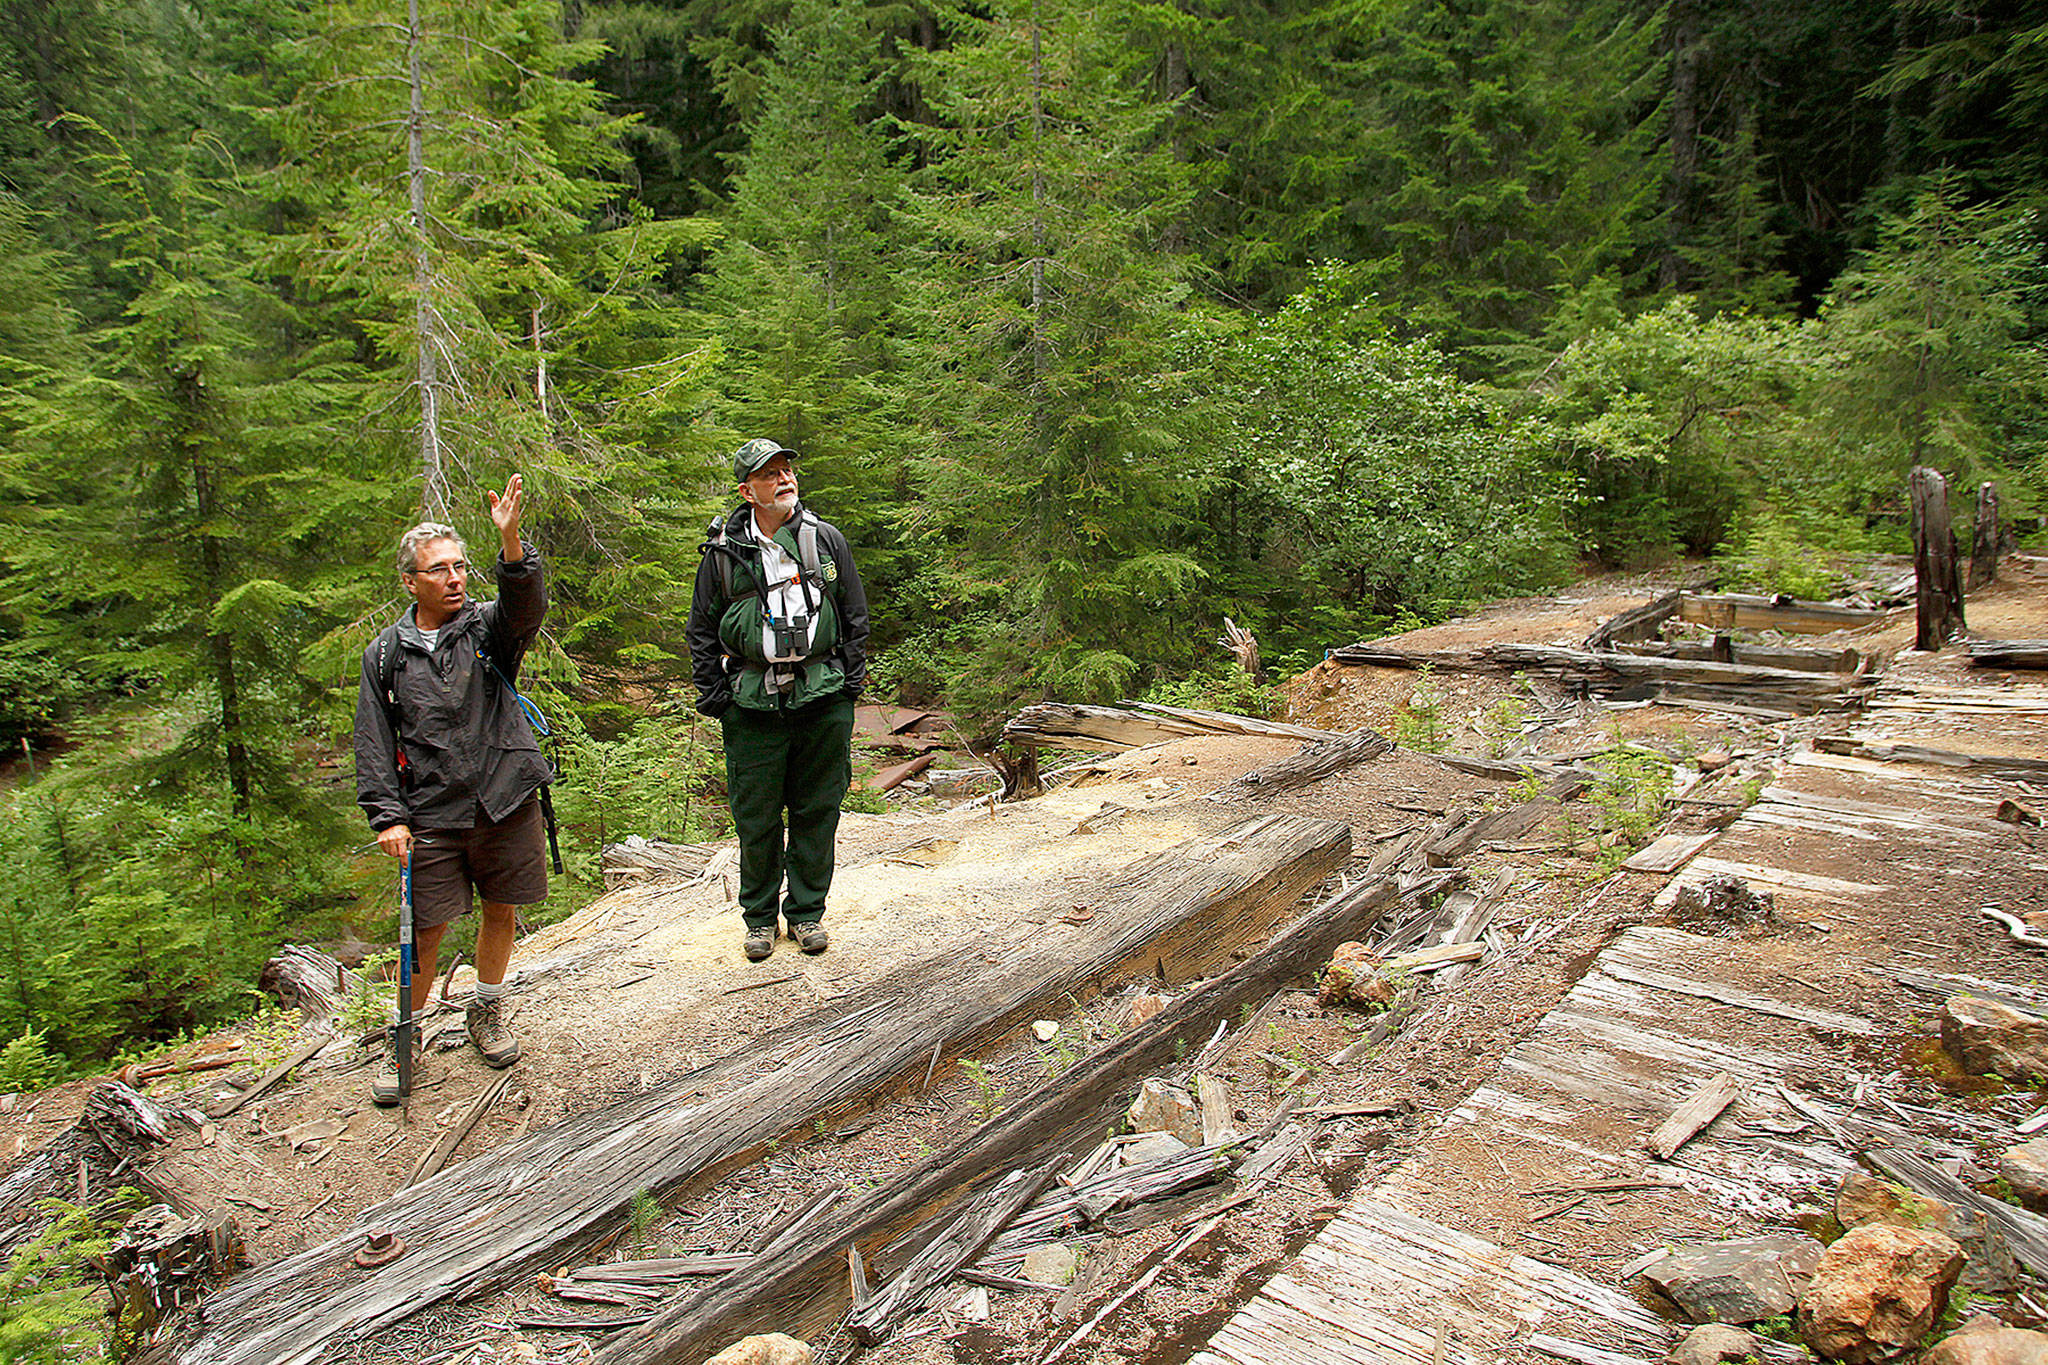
[1191,667,2044,1365]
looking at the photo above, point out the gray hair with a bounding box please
[396,522,465,575]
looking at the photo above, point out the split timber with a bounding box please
[1190,670,2045,1365]
[149,814,1350,1365]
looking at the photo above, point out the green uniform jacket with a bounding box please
[687,503,870,716]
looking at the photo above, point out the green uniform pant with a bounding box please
[720,691,855,930]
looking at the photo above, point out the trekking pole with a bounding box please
[396,847,416,1100]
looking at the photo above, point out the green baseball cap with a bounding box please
[732,438,798,482]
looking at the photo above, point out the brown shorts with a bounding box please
[409,798,548,928]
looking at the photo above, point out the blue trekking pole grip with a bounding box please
[397,847,415,1099]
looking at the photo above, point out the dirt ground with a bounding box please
[9,557,2048,1365]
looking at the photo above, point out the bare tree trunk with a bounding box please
[1660,0,1701,291]
[1911,465,1965,650]
[407,0,446,520]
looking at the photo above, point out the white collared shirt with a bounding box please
[746,517,819,662]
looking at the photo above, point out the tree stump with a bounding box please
[1911,465,1966,650]
[1971,481,2001,589]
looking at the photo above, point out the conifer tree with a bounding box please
[694,0,908,572]
[1340,0,1667,355]
[896,0,1204,712]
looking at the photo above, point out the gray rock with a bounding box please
[1127,1078,1203,1147]
[1022,1244,1080,1286]
[1797,1224,1963,1363]
[1120,1130,1191,1167]
[1641,1234,1824,1323]
[1942,996,2048,1083]
[2000,1139,2048,1215]
[1921,1328,2048,1365]
[1668,1324,1759,1365]
[1835,1170,2017,1293]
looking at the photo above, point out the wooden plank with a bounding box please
[1912,465,1967,650]
[1619,832,1715,874]
[1596,962,1878,1036]
[203,1036,331,1120]
[1648,1071,1744,1159]
[152,816,1354,1365]
[1759,788,2005,836]
[1653,856,1888,911]
[406,1070,514,1188]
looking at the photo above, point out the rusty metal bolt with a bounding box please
[352,1225,406,1267]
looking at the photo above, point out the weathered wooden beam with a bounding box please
[589,866,1429,1365]
[1912,465,1967,650]
[1613,640,1863,675]
[1969,640,2048,670]
[1678,592,1891,634]
[149,815,1351,1365]
[1585,590,1685,650]
[1002,701,1335,751]
[1811,736,2048,781]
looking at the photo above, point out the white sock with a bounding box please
[474,978,505,1002]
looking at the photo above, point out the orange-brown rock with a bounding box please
[1798,1224,1962,1363]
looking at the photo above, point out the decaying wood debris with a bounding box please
[0,1082,194,1259]
[591,861,1450,1365]
[1812,735,2048,781]
[256,946,362,1021]
[1211,726,1395,799]
[107,1205,242,1338]
[1002,700,1334,750]
[147,815,1350,1365]
[1584,589,1685,650]
[1326,639,1871,715]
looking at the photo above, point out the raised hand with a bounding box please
[488,473,524,557]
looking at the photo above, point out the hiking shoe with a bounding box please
[369,1038,420,1107]
[465,994,521,1068]
[744,924,775,961]
[788,920,829,955]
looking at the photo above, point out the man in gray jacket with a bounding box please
[354,474,548,1104]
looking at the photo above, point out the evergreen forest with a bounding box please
[0,0,2044,1079]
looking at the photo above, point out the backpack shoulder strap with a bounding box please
[703,515,737,602]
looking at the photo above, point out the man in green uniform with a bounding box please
[687,440,870,961]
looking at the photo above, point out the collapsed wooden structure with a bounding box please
[146,814,1352,1365]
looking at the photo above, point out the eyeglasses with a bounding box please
[407,560,470,580]
[747,462,798,483]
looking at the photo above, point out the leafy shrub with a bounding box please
[0,1200,113,1364]
[1714,509,1856,600]
[1138,662,1275,718]
[0,1030,68,1093]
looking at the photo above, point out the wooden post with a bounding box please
[1910,465,1966,651]
[1971,482,2000,588]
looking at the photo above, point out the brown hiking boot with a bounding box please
[788,920,828,954]
[370,1037,420,1106]
[744,924,775,961]
[465,994,521,1068]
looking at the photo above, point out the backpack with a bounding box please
[373,623,564,874]
[701,513,843,699]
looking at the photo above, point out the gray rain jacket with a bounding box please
[354,546,552,832]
